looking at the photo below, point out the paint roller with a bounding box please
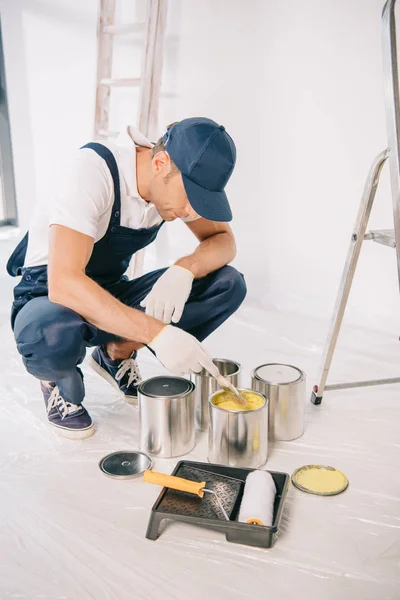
[238,469,276,527]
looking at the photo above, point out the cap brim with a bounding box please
[182,174,232,222]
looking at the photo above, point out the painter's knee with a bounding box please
[15,306,82,366]
[217,265,247,307]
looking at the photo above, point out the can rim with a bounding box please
[99,450,153,480]
[208,388,267,413]
[196,358,242,378]
[138,376,195,398]
[251,363,305,386]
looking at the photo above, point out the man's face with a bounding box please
[149,152,199,222]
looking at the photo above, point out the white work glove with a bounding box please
[140,265,194,324]
[148,325,219,377]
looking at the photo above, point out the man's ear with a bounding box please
[152,150,170,174]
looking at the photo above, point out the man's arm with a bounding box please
[48,224,164,343]
[175,219,237,278]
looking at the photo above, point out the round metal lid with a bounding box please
[99,451,153,479]
[139,376,193,398]
[254,363,303,385]
[291,464,349,496]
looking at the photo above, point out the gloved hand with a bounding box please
[140,265,194,324]
[148,325,219,377]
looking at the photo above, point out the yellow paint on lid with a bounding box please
[291,465,349,496]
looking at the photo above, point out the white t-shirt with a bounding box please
[24,126,197,268]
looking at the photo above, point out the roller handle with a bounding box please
[143,470,206,498]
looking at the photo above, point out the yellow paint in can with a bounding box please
[212,390,264,412]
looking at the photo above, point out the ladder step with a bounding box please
[100,78,141,87]
[364,229,396,247]
[103,22,145,35]
[96,129,119,138]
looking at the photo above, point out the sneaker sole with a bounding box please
[88,356,138,407]
[49,422,95,440]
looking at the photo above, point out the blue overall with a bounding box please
[8,143,247,405]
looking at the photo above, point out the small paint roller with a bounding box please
[238,470,276,526]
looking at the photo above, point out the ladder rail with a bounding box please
[137,0,168,139]
[131,0,168,279]
[94,0,116,140]
[382,0,400,286]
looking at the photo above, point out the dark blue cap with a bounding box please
[162,117,236,222]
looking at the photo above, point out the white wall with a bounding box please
[2,0,399,332]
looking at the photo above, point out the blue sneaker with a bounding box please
[89,347,142,406]
[41,381,94,440]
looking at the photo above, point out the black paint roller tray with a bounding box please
[145,460,290,549]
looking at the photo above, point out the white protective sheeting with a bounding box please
[1,238,400,600]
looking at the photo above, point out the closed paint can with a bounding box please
[191,359,241,431]
[208,389,268,468]
[251,364,305,441]
[138,376,195,458]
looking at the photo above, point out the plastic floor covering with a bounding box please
[1,241,400,600]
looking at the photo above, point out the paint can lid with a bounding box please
[139,376,194,398]
[253,363,303,385]
[291,464,349,496]
[99,451,153,479]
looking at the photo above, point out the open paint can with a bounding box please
[191,359,241,431]
[208,389,268,468]
[251,363,305,441]
[138,376,195,458]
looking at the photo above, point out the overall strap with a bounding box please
[6,231,29,276]
[81,143,121,226]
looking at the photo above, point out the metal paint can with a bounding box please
[251,363,305,441]
[138,376,195,458]
[208,389,268,468]
[191,359,241,431]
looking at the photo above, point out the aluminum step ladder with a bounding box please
[94,0,168,278]
[311,0,400,405]
[94,0,168,141]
